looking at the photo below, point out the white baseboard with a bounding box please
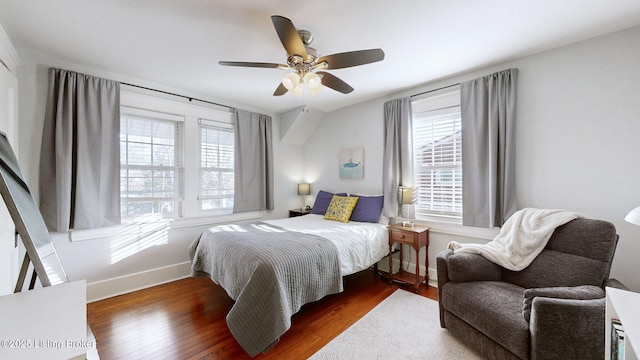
[86,261,192,303]
[427,267,438,288]
[378,258,439,288]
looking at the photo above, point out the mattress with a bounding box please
[264,214,389,275]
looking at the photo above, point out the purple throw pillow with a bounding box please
[349,195,384,223]
[311,190,347,215]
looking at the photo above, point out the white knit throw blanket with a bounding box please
[448,208,584,271]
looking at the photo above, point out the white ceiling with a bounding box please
[2,0,640,114]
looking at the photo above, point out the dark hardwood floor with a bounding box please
[87,270,438,360]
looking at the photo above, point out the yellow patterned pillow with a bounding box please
[324,195,359,222]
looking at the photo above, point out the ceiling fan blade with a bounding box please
[273,82,288,96]
[271,15,308,58]
[317,49,385,70]
[317,71,354,94]
[218,61,284,69]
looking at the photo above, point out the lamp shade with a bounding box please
[298,183,311,196]
[304,72,323,96]
[398,186,413,204]
[282,73,300,90]
[290,84,304,97]
[625,206,640,226]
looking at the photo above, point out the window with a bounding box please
[120,108,184,219]
[118,91,236,223]
[199,119,234,212]
[412,88,462,221]
[70,91,246,241]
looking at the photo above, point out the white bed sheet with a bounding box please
[264,214,389,276]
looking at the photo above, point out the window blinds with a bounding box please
[412,93,462,220]
[120,109,184,218]
[198,120,234,211]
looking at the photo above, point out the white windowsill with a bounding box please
[171,211,264,229]
[63,211,264,242]
[412,219,500,240]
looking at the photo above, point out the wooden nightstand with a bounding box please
[289,208,310,217]
[388,223,430,292]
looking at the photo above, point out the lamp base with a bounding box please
[401,220,414,228]
[400,204,415,219]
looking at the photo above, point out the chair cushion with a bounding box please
[502,218,618,289]
[441,281,530,360]
[545,218,617,263]
[502,249,609,289]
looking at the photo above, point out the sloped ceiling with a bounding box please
[1,0,640,114]
[280,106,325,145]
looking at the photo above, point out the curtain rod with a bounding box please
[120,82,234,111]
[411,83,460,98]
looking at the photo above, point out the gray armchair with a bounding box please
[437,218,622,360]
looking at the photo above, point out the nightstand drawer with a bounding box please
[390,229,416,244]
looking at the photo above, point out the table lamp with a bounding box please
[298,183,311,210]
[398,186,414,222]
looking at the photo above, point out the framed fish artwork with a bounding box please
[339,148,364,179]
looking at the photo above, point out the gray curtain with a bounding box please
[382,97,413,218]
[233,109,274,212]
[461,68,518,228]
[39,68,121,232]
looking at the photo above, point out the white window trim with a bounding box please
[66,91,252,241]
[413,219,500,240]
[121,90,234,219]
[412,86,462,224]
[120,106,185,123]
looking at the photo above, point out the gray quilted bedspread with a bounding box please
[188,222,343,357]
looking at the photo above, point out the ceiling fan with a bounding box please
[219,15,385,97]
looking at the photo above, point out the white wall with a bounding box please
[15,50,306,300]
[12,25,640,298]
[304,98,385,195]
[510,26,640,291]
[305,25,640,291]
[0,24,20,295]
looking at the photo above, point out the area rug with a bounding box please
[308,289,483,360]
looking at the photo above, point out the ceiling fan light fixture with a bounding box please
[290,84,304,97]
[308,86,322,96]
[282,72,301,90]
[304,72,322,89]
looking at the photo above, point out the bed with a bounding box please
[188,192,388,357]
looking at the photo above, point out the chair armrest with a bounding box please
[436,249,452,328]
[436,248,502,328]
[522,285,604,322]
[437,249,502,284]
[436,249,453,290]
[529,297,605,360]
[605,278,629,290]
